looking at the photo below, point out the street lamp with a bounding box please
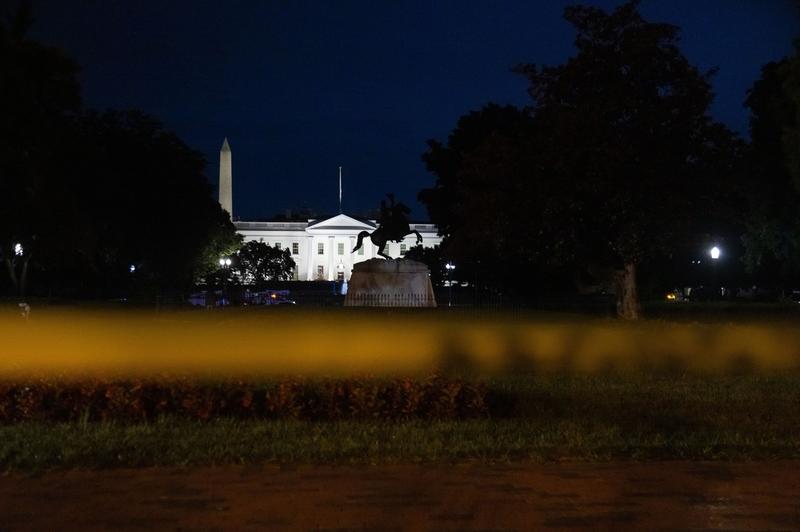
[219,257,232,306]
[445,262,455,308]
[709,246,721,298]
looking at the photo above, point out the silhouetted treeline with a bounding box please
[0,4,240,299]
[419,0,799,318]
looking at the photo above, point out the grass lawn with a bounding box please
[3,375,799,470]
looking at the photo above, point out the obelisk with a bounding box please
[219,138,232,217]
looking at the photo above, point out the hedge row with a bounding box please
[0,376,488,422]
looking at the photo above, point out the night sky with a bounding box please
[29,1,799,221]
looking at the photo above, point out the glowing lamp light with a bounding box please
[219,258,225,266]
[225,258,231,266]
[445,262,456,307]
[710,246,721,260]
[129,264,136,273]
[14,243,23,256]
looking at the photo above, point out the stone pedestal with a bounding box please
[344,259,437,307]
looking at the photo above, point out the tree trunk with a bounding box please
[4,255,30,298]
[19,257,30,298]
[5,257,19,294]
[614,262,641,320]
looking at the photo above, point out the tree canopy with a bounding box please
[0,2,82,296]
[0,5,239,298]
[404,244,446,287]
[741,44,800,280]
[233,241,296,288]
[420,0,741,318]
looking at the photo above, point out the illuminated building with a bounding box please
[217,139,443,281]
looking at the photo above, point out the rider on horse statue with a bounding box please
[378,194,411,238]
[352,194,422,259]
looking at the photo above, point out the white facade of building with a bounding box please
[235,215,442,282]
[218,139,442,281]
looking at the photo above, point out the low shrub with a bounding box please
[0,376,487,423]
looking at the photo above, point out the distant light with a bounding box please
[225,258,232,266]
[14,243,23,256]
[710,246,721,260]
[129,264,136,273]
[445,262,455,271]
[219,258,225,266]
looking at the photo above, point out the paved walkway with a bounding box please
[1,462,799,530]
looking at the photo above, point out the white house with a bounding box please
[235,215,441,281]
[217,139,443,281]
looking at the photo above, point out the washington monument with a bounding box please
[219,138,232,216]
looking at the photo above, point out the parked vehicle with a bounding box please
[187,291,228,307]
[665,289,686,302]
[186,289,295,307]
[245,290,296,306]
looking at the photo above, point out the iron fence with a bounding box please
[344,293,437,307]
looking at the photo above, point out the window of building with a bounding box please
[317,243,324,255]
[358,246,364,256]
[400,243,407,256]
[337,242,344,255]
[317,265,324,279]
[292,242,299,255]
[337,271,344,282]
[383,244,392,256]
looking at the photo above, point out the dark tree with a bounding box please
[741,45,800,280]
[420,104,543,293]
[421,1,740,318]
[405,244,446,287]
[0,5,240,297]
[234,241,296,288]
[515,0,742,319]
[70,110,241,294]
[0,2,81,296]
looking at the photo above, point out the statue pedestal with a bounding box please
[344,259,437,307]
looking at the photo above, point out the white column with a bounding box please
[348,236,356,279]
[306,235,314,281]
[327,236,335,281]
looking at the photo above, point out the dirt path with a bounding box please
[1,461,799,531]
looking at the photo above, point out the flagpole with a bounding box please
[338,166,342,214]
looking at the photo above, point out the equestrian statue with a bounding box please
[352,194,423,259]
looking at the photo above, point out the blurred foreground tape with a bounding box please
[1,310,800,378]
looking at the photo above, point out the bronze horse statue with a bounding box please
[352,195,423,259]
